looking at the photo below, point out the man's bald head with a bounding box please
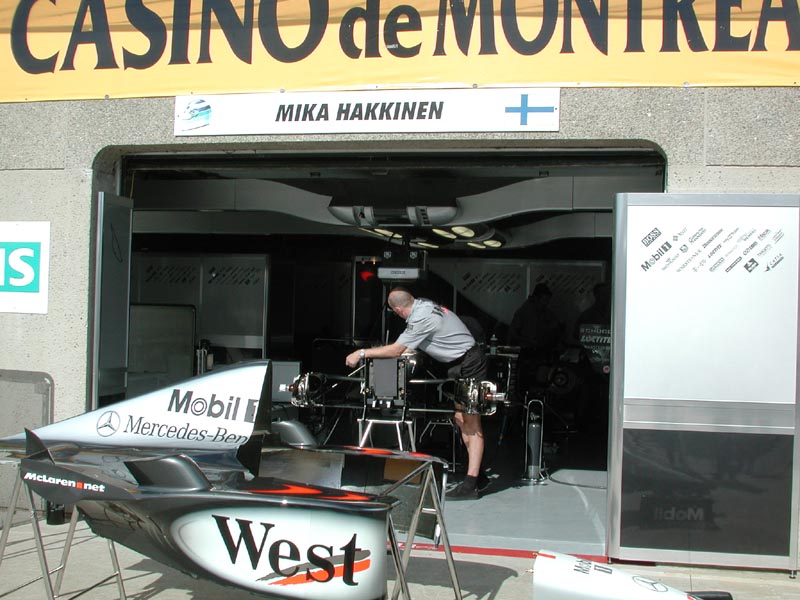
[388,289,415,312]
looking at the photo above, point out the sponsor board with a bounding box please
[0,222,50,314]
[637,219,791,277]
[172,507,387,600]
[624,203,799,406]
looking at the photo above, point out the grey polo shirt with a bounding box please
[395,298,475,363]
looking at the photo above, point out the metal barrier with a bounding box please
[0,369,53,515]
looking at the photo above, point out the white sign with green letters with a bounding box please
[0,222,50,314]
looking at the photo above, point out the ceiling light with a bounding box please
[452,226,475,238]
[432,228,457,239]
[467,242,485,249]
[374,228,402,238]
[414,241,439,249]
[484,239,503,248]
[359,228,386,238]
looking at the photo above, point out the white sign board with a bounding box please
[174,88,559,135]
[624,204,798,404]
[0,221,50,314]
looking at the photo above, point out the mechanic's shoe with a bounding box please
[446,482,479,501]
[477,472,491,491]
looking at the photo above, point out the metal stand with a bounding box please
[0,463,24,571]
[0,464,127,600]
[519,395,548,485]
[383,461,462,600]
[358,414,417,451]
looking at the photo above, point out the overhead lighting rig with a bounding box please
[361,224,507,250]
[430,223,507,249]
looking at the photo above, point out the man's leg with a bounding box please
[460,413,484,477]
[448,410,484,499]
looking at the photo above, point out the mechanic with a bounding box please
[345,287,488,500]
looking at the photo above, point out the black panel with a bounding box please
[621,429,793,556]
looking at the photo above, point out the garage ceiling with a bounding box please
[123,150,665,251]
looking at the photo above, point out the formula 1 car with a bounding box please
[0,360,731,600]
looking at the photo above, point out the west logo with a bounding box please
[0,242,40,292]
[213,515,368,586]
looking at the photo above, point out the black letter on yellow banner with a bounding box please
[62,0,119,70]
[11,0,58,74]
[258,0,327,62]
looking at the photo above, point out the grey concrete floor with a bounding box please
[2,519,800,600]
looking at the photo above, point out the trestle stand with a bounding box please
[384,461,462,600]
[0,464,127,600]
[0,463,23,571]
[358,414,417,451]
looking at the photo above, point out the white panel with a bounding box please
[623,204,799,404]
[175,88,560,135]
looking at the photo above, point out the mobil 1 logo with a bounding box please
[640,241,673,272]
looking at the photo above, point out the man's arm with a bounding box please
[345,342,408,369]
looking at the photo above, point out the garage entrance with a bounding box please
[100,147,665,554]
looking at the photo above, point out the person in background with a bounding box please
[573,281,612,426]
[508,282,564,395]
[346,288,488,500]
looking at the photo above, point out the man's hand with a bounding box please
[345,342,406,369]
[345,350,363,369]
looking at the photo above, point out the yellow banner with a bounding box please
[1,0,798,103]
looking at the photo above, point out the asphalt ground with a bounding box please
[2,519,800,600]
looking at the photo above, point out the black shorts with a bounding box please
[445,345,487,380]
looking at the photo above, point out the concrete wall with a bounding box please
[0,87,798,421]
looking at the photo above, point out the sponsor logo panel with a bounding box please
[172,507,387,600]
[635,219,793,277]
[40,363,268,449]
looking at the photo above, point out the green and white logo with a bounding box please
[0,222,49,314]
[0,242,40,292]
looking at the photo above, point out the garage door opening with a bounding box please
[108,147,665,555]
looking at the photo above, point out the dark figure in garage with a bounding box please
[573,281,612,426]
[508,282,564,396]
[346,288,487,500]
